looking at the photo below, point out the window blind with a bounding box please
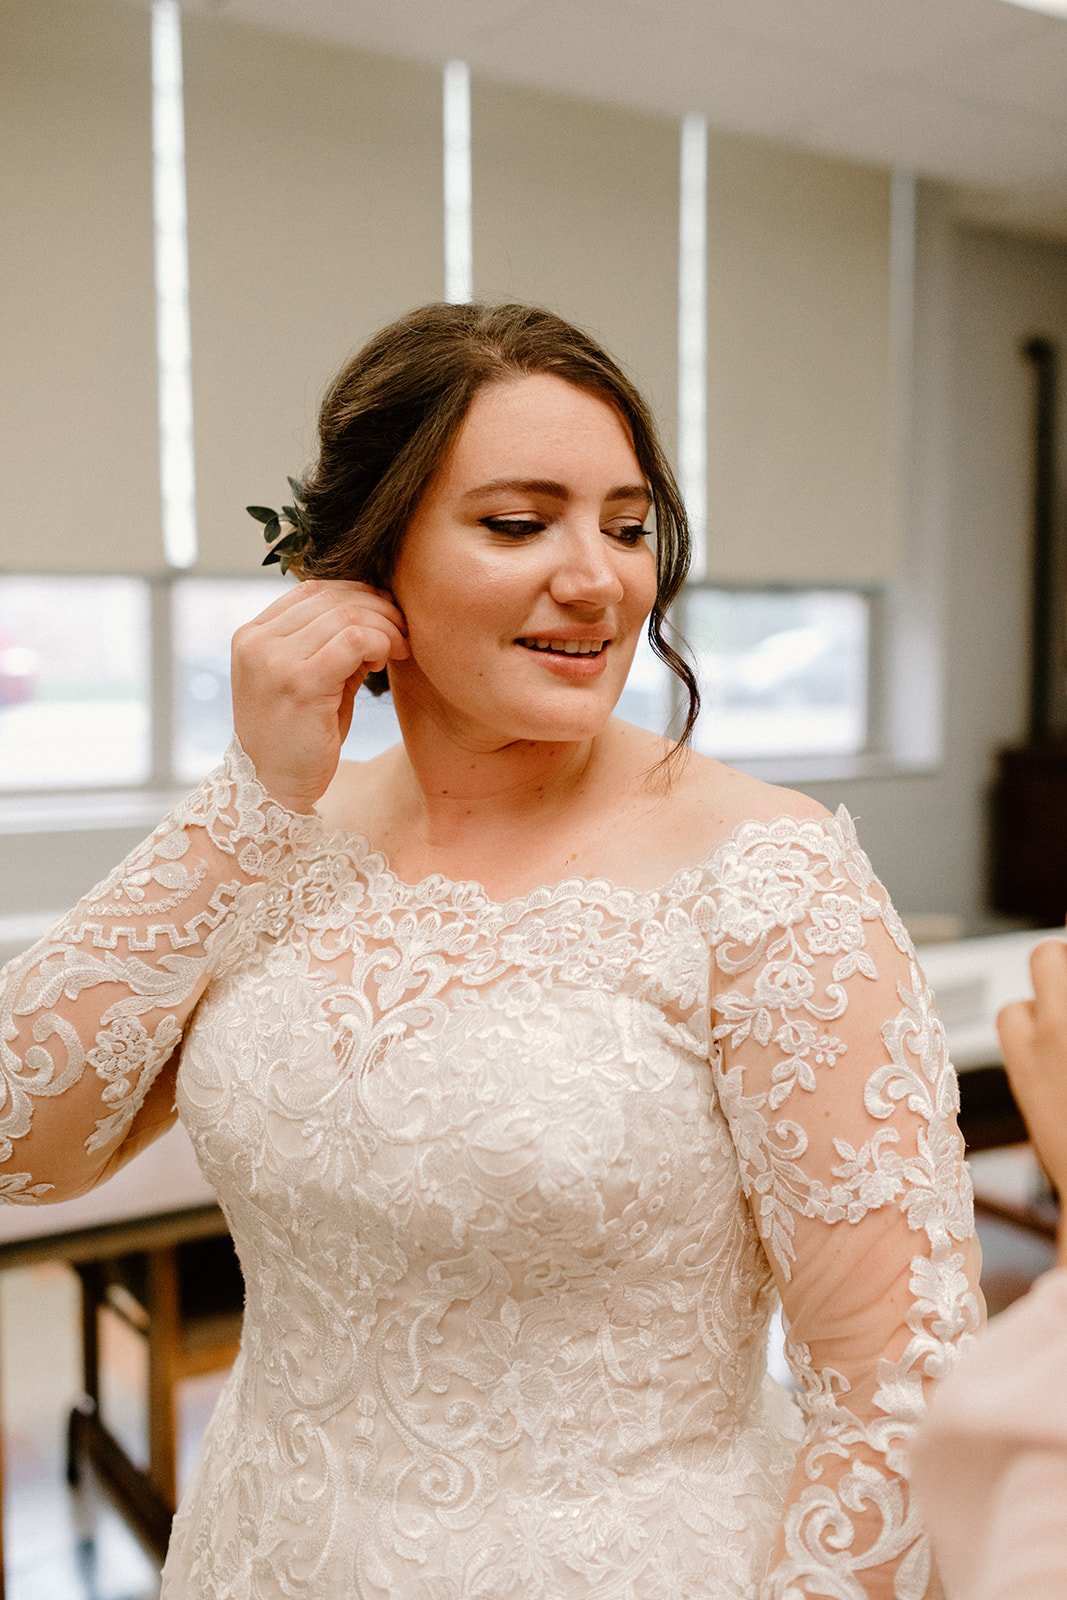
[181,15,445,574]
[0,0,162,575]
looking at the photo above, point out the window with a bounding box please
[682,586,870,759]
[0,574,873,795]
[172,579,676,781]
[172,577,273,782]
[172,575,407,781]
[0,576,151,790]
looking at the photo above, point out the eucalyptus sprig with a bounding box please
[247,476,311,575]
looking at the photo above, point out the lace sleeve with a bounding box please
[708,806,984,1600]
[0,738,316,1204]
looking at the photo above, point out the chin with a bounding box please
[498,696,620,745]
[395,667,623,747]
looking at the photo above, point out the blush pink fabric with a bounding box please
[912,1265,1067,1600]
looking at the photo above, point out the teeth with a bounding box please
[522,639,605,656]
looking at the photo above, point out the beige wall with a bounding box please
[802,215,1067,922]
[0,0,162,574]
[705,136,896,585]
[182,17,445,573]
[472,81,680,458]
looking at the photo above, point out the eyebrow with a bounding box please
[461,477,653,508]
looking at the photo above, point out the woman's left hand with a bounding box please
[997,937,1067,1261]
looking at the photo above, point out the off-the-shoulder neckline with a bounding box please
[303,804,856,916]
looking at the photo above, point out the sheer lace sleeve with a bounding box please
[0,739,316,1204]
[708,806,984,1600]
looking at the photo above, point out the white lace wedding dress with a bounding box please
[0,742,982,1599]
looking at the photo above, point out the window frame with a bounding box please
[0,570,889,813]
[675,579,880,767]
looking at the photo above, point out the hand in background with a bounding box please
[997,938,1067,1265]
[231,579,409,814]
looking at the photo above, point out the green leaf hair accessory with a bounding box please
[247,476,312,575]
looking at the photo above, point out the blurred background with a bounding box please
[1,0,1066,1594]
[4,0,1067,933]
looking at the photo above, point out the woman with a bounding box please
[912,938,1067,1600]
[0,303,982,1598]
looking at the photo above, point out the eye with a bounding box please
[606,523,650,546]
[481,517,546,538]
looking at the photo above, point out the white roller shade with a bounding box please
[705,136,897,584]
[471,82,679,455]
[182,17,445,574]
[0,0,162,575]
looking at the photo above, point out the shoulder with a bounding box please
[316,747,402,836]
[671,752,903,963]
[610,718,830,830]
[604,720,844,884]
[648,737,835,857]
[676,747,831,832]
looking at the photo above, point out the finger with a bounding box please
[266,596,407,649]
[253,589,408,646]
[236,606,408,690]
[299,582,408,639]
[1029,939,1067,1024]
[337,678,359,746]
[996,997,1036,1068]
[302,625,402,693]
[276,606,409,669]
[245,579,407,637]
[314,615,410,669]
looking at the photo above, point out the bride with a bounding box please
[0,302,982,1598]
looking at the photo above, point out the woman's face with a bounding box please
[388,373,658,748]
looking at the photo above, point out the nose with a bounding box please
[548,525,625,609]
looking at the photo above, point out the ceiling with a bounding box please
[172,0,1067,237]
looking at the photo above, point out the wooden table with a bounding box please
[920,927,1067,1151]
[917,926,1067,1072]
[0,1124,223,1597]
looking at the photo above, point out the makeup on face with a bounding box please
[387,374,657,747]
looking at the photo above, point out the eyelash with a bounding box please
[481,517,649,546]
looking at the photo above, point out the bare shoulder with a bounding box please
[316,748,402,835]
[604,720,834,880]
[655,740,832,844]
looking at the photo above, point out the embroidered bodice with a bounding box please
[0,742,983,1599]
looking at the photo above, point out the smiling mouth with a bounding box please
[517,638,608,657]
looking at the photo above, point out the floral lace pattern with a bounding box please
[707,814,981,1595]
[0,746,982,1596]
[0,742,318,1199]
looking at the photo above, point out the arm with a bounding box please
[905,940,1067,1598]
[0,578,409,1204]
[0,742,318,1201]
[709,806,983,1599]
[910,1266,1067,1600]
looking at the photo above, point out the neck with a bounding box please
[386,697,606,851]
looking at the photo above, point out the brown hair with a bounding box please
[294,301,700,744]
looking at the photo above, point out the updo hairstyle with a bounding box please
[292,301,700,744]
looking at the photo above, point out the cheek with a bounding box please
[630,549,659,620]
[401,556,528,638]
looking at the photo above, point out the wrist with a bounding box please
[200,737,323,878]
[259,787,319,817]
[228,734,322,817]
